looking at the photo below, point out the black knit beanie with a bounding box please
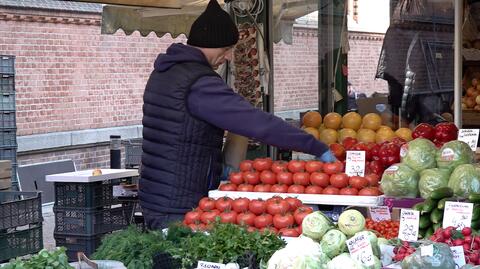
[187,0,239,48]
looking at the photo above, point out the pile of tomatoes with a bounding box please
[218,158,382,196]
[183,196,311,237]
[365,218,399,239]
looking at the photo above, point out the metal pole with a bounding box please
[267,0,277,159]
[454,0,463,127]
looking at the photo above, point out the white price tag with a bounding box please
[420,244,433,257]
[347,232,375,267]
[443,202,474,230]
[458,129,480,151]
[379,244,395,267]
[398,209,420,242]
[345,150,366,177]
[197,261,226,269]
[450,246,466,267]
[369,206,391,221]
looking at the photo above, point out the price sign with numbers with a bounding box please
[369,206,391,222]
[197,261,226,269]
[443,202,473,230]
[458,129,479,151]
[398,209,419,242]
[345,151,366,177]
[450,246,466,267]
[347,232,375,267]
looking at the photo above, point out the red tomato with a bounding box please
[340,187,359,195]
[270,184,289,193]
[310,172,330,187]
[365,173,380,187]
[305,185,323,194]
[294,207,312,225]
[368,160,385,176]
[359,187,381,196]
[236,212,256,226]
[215,197,233,211]
[260,170,277,185]
[329,173,349,188]
[287,160,305,173]
[254,184,272,192]
[284,197,302,211]
[198,197,216,211]
[253,158,273,171]
[184,209,203,224]
[219,210,238,223]
[249,199,266,215]
[237,183,254,192]
[243,171,260,185]
[330,143,346,161]
[342,137,358,150]
[293,172,310,186]
[254,214,273,229]
[200,210,219,224]
[322,186,340,195]
[232,197,250,213]
[305,161,323,173]
[279,227,300,237]
[219,183,237,191]
[271,161,288,174]
[277,172,293,185]
[266,199,290,215]
[239,160,253,172]
[287,184,305,194]
[323,161,344,174]
[273,213,295,229]
[295,225,302,235]
[266,196,283,203]
[349,176,368,189]
[229,172,244,185]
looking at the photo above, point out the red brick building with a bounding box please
[0,1,386,170]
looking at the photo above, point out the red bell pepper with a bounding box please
[434,122,458,143]
[370,144,381,161]
[378,142,401,167]
[368,160,385,175]
[342,137,358,150]
[412,123,435,141]
[351,142,372,161]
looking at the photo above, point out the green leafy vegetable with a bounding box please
[1,248,72,269]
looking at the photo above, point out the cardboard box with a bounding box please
[356,97,391,116]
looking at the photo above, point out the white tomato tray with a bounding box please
[208,190,384,207]
[46,169,139,183]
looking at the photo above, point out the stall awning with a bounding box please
[74,0,317,44]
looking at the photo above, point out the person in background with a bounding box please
[139,0,337,229]
[347,81,366,111]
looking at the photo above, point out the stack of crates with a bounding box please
[0,191,43,262]
[50,171,136,260]
[0,55,17,190]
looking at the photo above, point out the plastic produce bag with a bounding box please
[448,164,480,198]
[401,138,438,172]
[401,242,455,269]
[380,163,419,197]
[435,140,474,171]
[418,168,450,199]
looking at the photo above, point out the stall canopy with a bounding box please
[73,0,318,44]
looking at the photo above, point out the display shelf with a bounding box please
[462,110,480,127]
[208,190,384,207]
[46,169,139,183]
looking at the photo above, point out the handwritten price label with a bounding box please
[398,209,419,242]
[450,246,466,267]
[369,206,391,222]
[197,261,226,269]
[345,151,366,177]
[347,232,375,267]
[458,129,480,151]
[443,202,473,230]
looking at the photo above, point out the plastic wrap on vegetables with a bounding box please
[267,236,330,269]
[436,140,474,171]
[400,242,455,269]
[400,138,438,171]
[418,168,451,199]
[380,163,419,198]
[448,164,480,198]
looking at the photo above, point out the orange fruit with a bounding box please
[357,128,376,143]
[338,128,357,142]
[362,113,382,131]
[375,128,396,143]
[323,112,342,130]
[395,128,413,141]
[319,129,338,145]
[304,127,320,139]
[342,112,362,131]
[302,111,322,128]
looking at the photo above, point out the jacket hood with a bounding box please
[154,43,211,72]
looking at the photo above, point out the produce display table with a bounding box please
[209,190,384,207]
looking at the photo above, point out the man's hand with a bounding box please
[319,150,337,163]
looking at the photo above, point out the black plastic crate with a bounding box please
[124,138,142,168]
[54,233,103,261]
[54,178,132,208]
[54,204,133,236]
[0,111,16,129]
[0,93,15,111]
[153,252,182,269]
[0,56,14,75]
[0,75,14,94]
[0,191,42,230]
[0,223,43,262]
[0,146,17,164]
[0,129,17,147]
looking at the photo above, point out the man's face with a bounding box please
[202,46,234,70]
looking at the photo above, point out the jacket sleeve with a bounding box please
[187,76,330,157]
